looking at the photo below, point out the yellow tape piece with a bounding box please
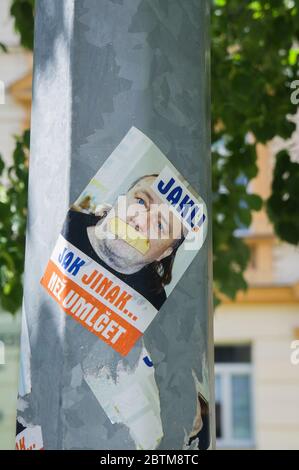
[109,217,150,255]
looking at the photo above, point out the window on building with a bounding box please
[215,345,254,449]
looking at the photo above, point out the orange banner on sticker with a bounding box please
[41,260,142,356]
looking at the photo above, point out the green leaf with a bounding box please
[245,193,263,211]
[0,156,4,176]
[0,42,8,53]
[10,0,35,51]
[0,130,29,314]
[267,150,299,245]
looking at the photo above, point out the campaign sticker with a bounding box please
[41,127,208,356]
[16,425,44,451]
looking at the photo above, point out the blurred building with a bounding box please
[0,0,298,451]
[0,0,32,450]
[214,143,299,450]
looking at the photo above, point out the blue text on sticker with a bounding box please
[152,167,206,232]
[58,248,86,276]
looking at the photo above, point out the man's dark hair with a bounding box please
[128,174,185,292]
[149,237,185,293]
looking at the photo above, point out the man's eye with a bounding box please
[137,198,145,206]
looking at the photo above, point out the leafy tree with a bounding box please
[0,0,299,313]
[10,0,34,50]
[0,131,29,313]
[212,0,299,300]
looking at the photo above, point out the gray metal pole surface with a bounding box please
[16,0,214,451]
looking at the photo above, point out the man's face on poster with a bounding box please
[92,176,186,274]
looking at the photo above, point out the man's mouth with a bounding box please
[109,217,150,255]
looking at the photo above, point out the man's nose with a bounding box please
[128,211,148,235]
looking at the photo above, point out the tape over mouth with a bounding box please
[109,217,150,255]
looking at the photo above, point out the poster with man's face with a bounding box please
[40,128,208,356]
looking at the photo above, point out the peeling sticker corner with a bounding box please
[16,421,44,451]
[84,346,163,450]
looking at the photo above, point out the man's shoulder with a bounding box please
[155,288,167,309]
[63,209,99,230]
[62,210,98,246]
[140,273,167,310]
[147,288,166,310]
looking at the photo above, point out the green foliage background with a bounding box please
[0,130,29,313]
[0,0,299,313]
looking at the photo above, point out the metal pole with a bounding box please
[16,0,214,450]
